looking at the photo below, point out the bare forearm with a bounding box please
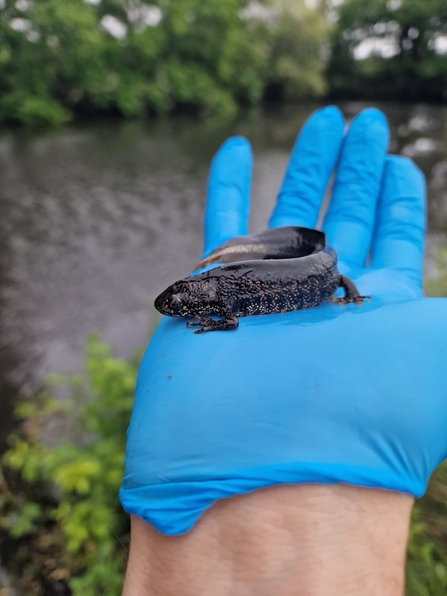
[123,484,413,596]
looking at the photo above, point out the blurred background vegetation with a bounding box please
[0,0,445,128]
[1,0,447,594]
[328,0,447,102]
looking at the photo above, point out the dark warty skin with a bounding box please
[154,227,369,333]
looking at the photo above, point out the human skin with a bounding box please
[120,105,438,594]
[123,486,413,596]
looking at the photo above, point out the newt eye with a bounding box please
[170,294,184,313]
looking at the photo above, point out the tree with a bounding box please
[256,0,329,101]
[0,0,329,127]
[327,0,447,102]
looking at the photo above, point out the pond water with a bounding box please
[1,101,447,445]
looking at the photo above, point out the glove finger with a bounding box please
[371,156,426,287]
[203,136,253,258]
[323,108,389,267]
[269,106,345,229]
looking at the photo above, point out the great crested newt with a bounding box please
[154,226,369,333]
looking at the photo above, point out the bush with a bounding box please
[0,335,136,596]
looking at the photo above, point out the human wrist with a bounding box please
[123,484,413,596]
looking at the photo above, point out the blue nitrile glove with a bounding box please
[120,106,447,536]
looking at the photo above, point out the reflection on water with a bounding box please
[0,102,446,444]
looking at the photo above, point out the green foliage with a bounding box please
[1,502,42,539]
[425,248,447,297]
[263,0,328,100]
[0,334,136,596]
[327,0,447,102]
[407,463,447,595]
[0,0,328,127]
[0,93,71,128]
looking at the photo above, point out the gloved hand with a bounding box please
[120,106,447,536]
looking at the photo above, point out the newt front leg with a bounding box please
[186,311,239,333]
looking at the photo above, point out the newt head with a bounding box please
[154,282,189,316]
[154,278,219,318]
